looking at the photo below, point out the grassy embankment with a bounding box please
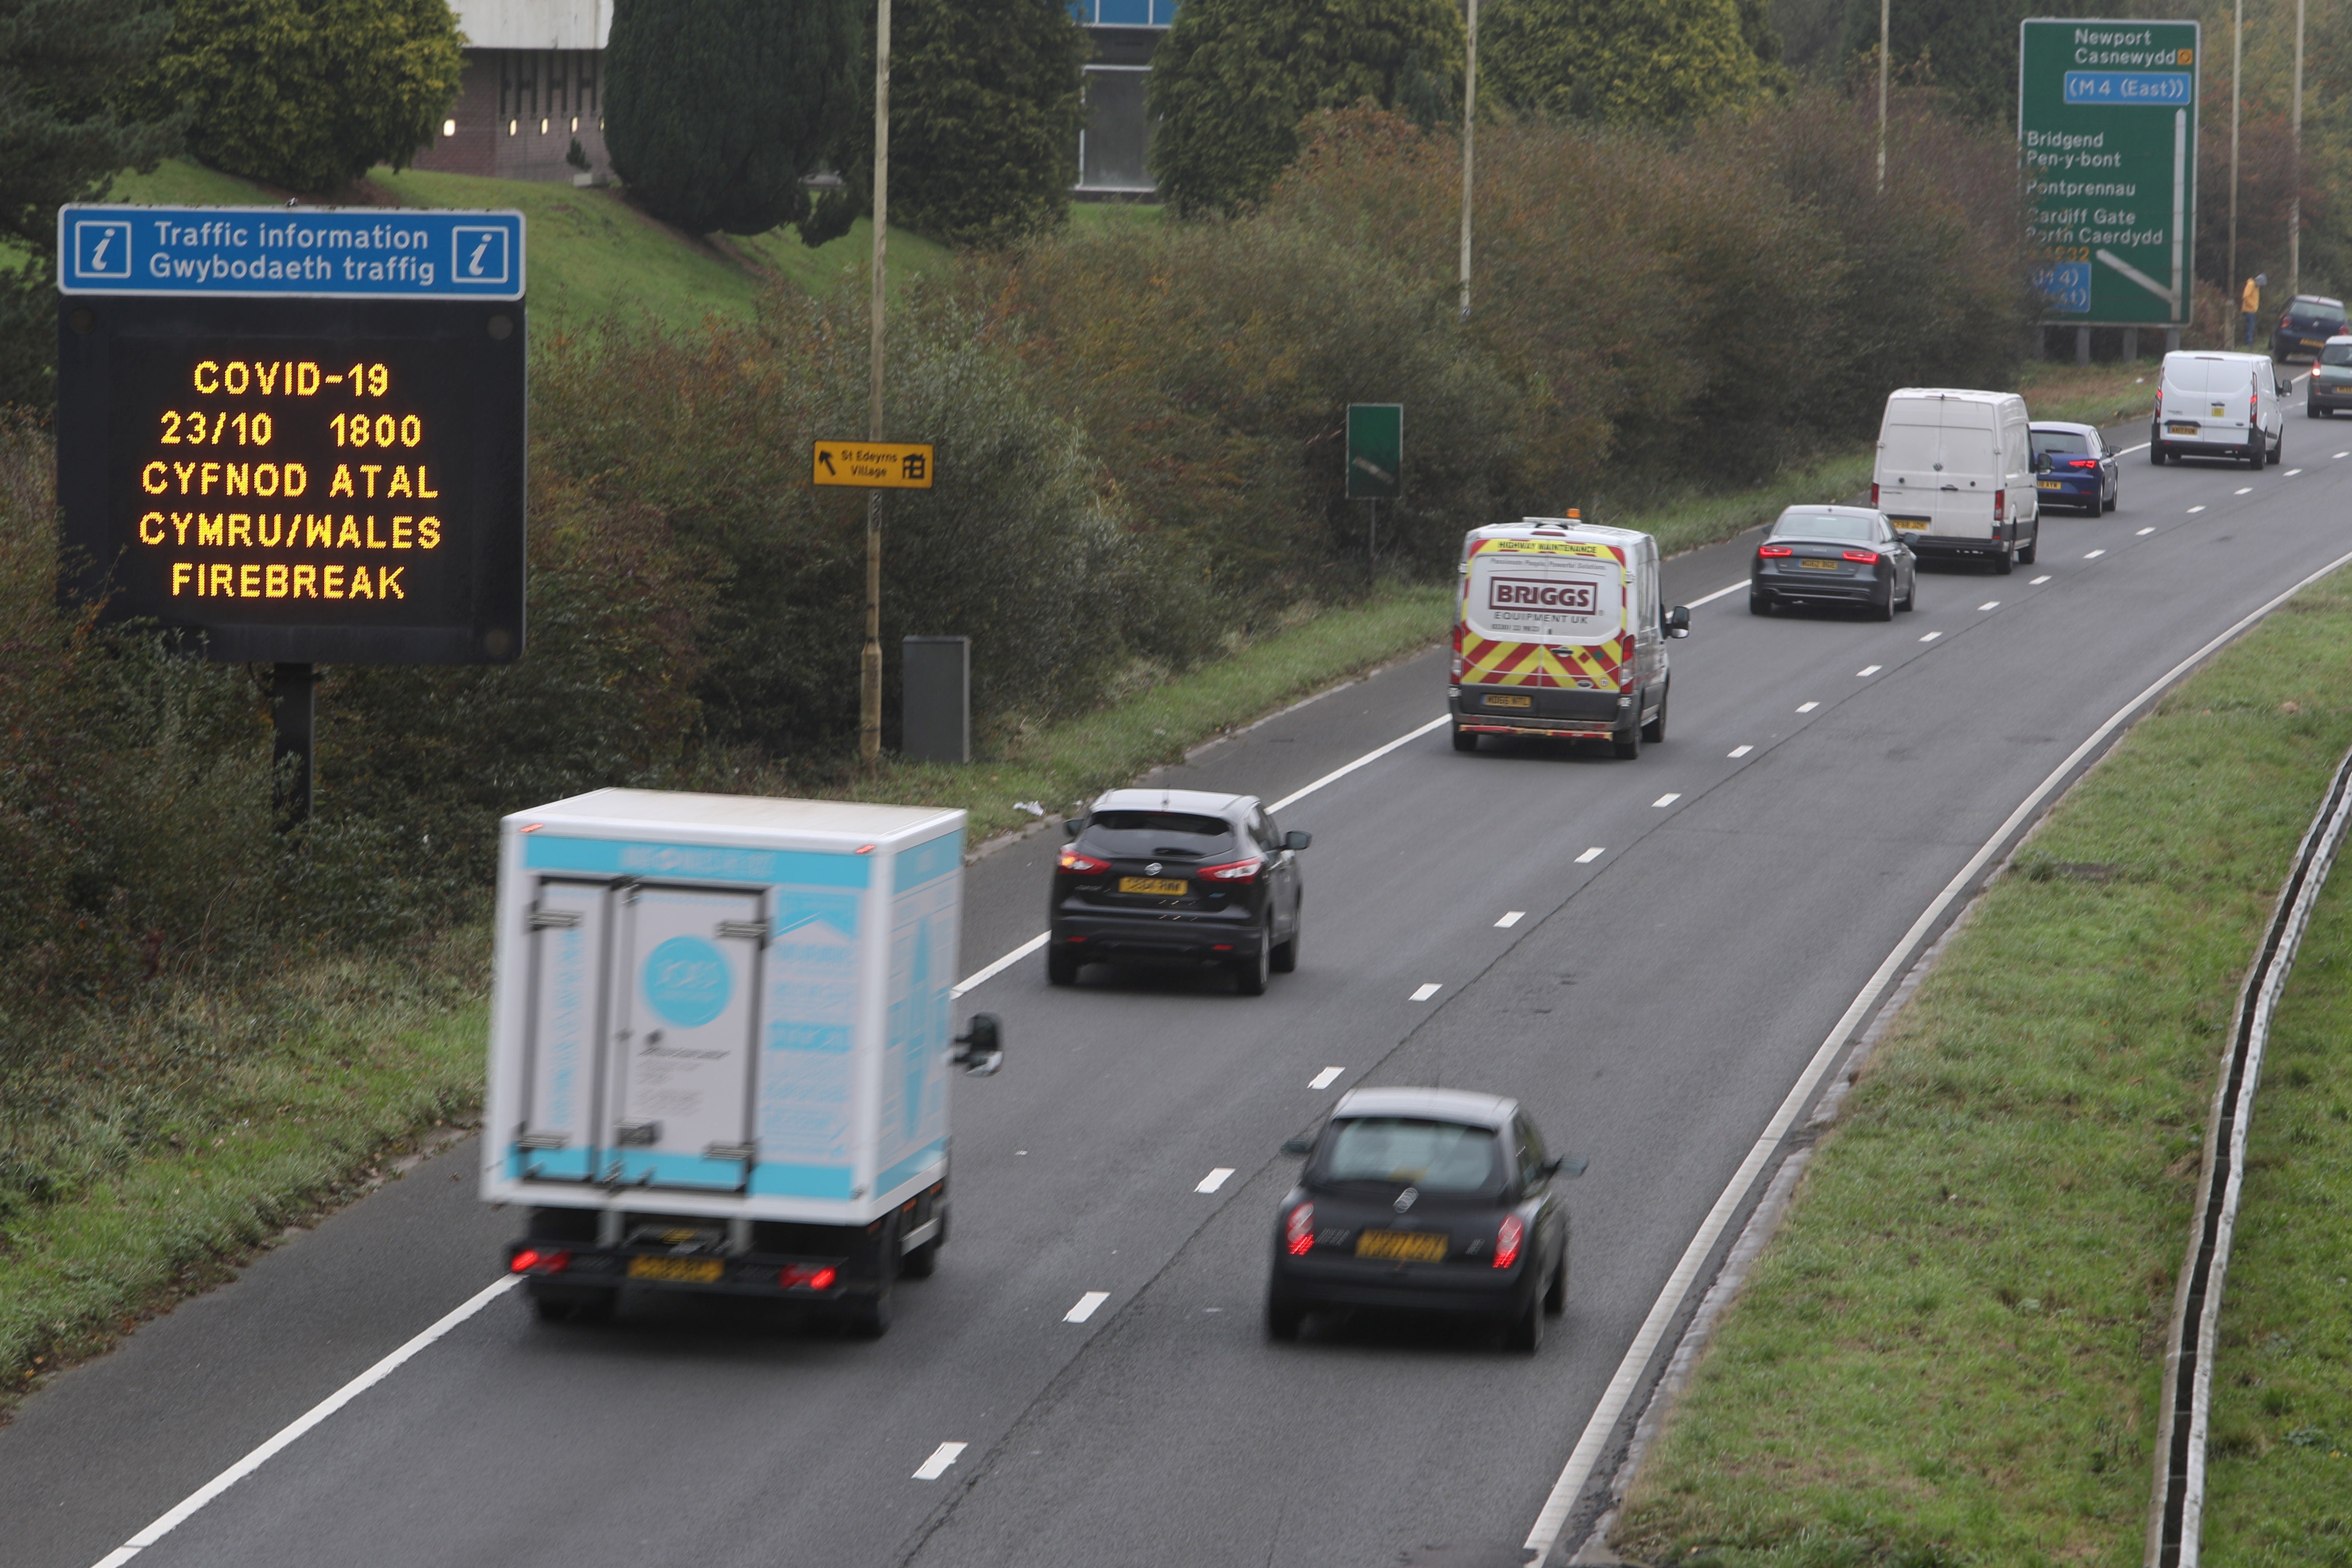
[1613,569,2352,1564]
[2200,875,2352,1557]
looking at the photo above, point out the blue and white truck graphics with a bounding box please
[481,790,1000,1336]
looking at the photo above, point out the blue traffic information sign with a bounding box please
[57,205,525,300]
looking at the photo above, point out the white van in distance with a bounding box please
[2151,350,2288,468]
[1871,389,2040,576]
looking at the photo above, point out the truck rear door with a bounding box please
[607,884,766,1190]
[1461,541,1628,691]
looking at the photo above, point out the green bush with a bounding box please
[144,0,463,194]
[605,0,863,236]
[818,0,1089,248]
[1480,0,1772,126]
[1146,0,1464,215]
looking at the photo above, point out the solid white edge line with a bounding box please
[1064,1291,1110,1323]
[912,1441,968,1480]
[1521,543,2352,1562]
[88,1275,520,1568]
[951,713,1451,996]
[1683,579,1750,609]
[950,931,1047,999]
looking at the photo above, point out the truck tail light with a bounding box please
[510,1248,570,1274]
[1993,489,2004,519]
[779,1264,838,1290]
[1842,550,1879,564]
[1756,544,1793,558]
[1058,848,1109,873]
[1494,1214,1524,1270]
[1285,1203,1315,1256]
[1870,482,1880,505]
[1199,857,1263,883]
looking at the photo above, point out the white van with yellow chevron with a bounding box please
[1449,513,1691,759]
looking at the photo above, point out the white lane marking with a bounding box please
[2031,574,2052,584]
[2336,451,2348,459]
[2286,467,2303,476]
[2114,441,2150,455]
[1919,632,1942,643]
[1411,982,1444,1001]
[913,1442,968,1480]
[85,1276,520,1568]
[2137,527,2156,535]
[2086,549,2107,559]
[1575,846,1605,863]
[956,714,1449,996]
[1195,1168,1234,1193]
[1796,701,1819,713]
[1651,793,1681,808]
[1520,541,2352,1566]
[1267,714,1451,813]
[1309,1066,1343,1089]
[2235,486,2253,495]
[1977,600,2000,611]
[2189,505,2207,513]
[1727,744,1753,758]
[952,932,1047,998]
[1684,579,1751,608]
[1855,665,1881,677]
[1065,1291,1110,1323]
[1495,910,1525,927]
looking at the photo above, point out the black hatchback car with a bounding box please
[1266,1087,1582,1352]
[2273,294,2348,363]
[1047,788,1308,995]
[1749,505,1916,619]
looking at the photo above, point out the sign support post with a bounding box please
[272,662,315,827]
[861,0,892,773]
[1344,403,1402,585]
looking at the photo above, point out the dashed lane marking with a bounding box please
[2086,549,2106,558]
[1309,1066,1343,1089]
[1727,744,1753,758]
[1495,910,1525,927]
[2137,527,2155,535]
[1919,632,1942,642]
[1064,1292,1110,1324]
[2286,468,2304,476]
[1978,601,2000,611]
[1195,1168,1234,1194]
[1575,847,1605,863]
[2235,486,2253,495]
[913,1443,968,1481]
[2031,575,2052,584]
[2189,505,2207,513]
[1856,664,1881,677]
[1796,701,1819,713]
[1411,983,1443,1001]
[1652,793,1681,808]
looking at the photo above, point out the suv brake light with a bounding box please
[1286,1203,1315,1256]
[1199,857,1263,883]
[1494,1214,1524,1270]
[1058,848,1109,873]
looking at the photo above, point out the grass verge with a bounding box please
[1613,567,2352,1565]
[2199,870,2352,1559]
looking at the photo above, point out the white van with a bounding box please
[1871,389,2039,575]
[1450,513,1689,759]
[2151,351,2288,467]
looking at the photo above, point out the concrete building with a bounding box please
[413,0,1172,199]
[410,1,613,184]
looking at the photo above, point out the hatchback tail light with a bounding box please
[1285,1203,1315,1256]
[2067,458,2099,470]
[1756,544,1793,558]
[1199,857,1263,883]
[1842,550,1879,564]
[1058,848,1109,873]
[1494,1214,1524,1270]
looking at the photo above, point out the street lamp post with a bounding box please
[1877,0,1889,194]
[2228,0,2241,319]
[2290,0,2306,297]
[860,0,891,771]
[1458,0,1477,322]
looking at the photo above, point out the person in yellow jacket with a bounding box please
[2243,273,2267,347]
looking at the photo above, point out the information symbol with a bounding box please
[76,220,133,281]
[450,226,511,286]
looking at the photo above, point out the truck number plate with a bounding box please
[1482,693,1532,709]
[1119,876,1187,896]
[1889,516,1929,531]
[2171,422,2203,435]
[628,1255,724,1283]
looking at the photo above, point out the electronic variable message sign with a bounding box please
[55,205,525,664]
[2018,19,2200,329]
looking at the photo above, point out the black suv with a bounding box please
[2272,294,2348,362]
[1047,788,1308,995]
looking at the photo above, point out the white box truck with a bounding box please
[480,789,1002,1336]
[1871,388,2040,574]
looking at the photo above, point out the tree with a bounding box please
[807,0,1088,250]
[606,0,863,238]
[0,0,182,407]
[1481,0,1772,127]
[144,0,462,194]
[1146,0,1464,217]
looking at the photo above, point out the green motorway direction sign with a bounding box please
[1346,403,1401,500]
[2018,17,2200,328]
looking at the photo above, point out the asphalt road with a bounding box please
[9,392,2350,1568]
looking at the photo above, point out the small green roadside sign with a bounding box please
[1346,403,1401,500]
[2018,17,2200,329]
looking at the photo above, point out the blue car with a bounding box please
[2030,421,2118,515]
